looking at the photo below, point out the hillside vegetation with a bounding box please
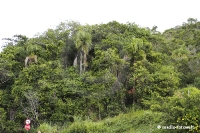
[0,18,200,133]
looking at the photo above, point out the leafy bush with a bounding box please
[194,77,200,88]
[143,87,200,133]
[63,122,87,133]
[61,110,164,133]
[37,123,58,133]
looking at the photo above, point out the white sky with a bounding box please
[0,0,199,52]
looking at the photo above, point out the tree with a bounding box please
[151,25,158,34]
[187,18,197,24]
[12,61,64,126]
[0,90,7,131]
[21,90,39,126]
[0,51,15,85]
[74,29,92,73]
[131,60,179,103]
[0,60,13,85]
[123,37,145,64]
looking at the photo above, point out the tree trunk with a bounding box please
[80,52,82,74]
[73,55,78,67]
[83,52,87,71]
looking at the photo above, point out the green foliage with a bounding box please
[60,110,164,133]
[63,122,87,133]
[143,87,200,133]
[194,77,200,88]
[130,60,179,102]
[176,87,200,132]
[0,107,6,131]
[37,123,58,133]
[92,48,126,74]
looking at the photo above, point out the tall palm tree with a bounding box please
[74,30,92,73]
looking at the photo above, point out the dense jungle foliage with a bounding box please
[1,18,200,132]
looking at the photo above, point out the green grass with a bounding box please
[37,110,166,133]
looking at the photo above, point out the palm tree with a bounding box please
[124,37,144,62]
[123,37,144,101]
[74,30,92,73]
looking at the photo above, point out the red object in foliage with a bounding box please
[127,87,135,94]
[25,124,30,131]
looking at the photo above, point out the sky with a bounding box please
[0,0,199,52]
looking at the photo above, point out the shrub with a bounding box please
[63,122,87,133]
[37,123,58,133]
